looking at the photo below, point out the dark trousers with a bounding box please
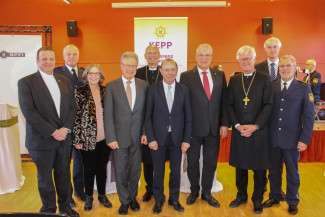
[269,146,300,206]
[187,133,219,195]
[80,140,111,196]
[112,142,142,204]
[142,144,153,193]
[71,146,84,196]
[151,133,182,203]
[236,168,266,204]
[28,143,71,213]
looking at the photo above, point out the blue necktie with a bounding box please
[270,63,276,81]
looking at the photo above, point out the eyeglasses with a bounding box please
[239,57,254,62]
[122,64,137,69]
[197,54,212,58]
[88,72,100,76]
[279,64,295,68]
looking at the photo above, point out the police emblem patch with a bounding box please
[309,93,314,103]
[313,78,319,84]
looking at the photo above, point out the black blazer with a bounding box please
[18,71,77,151]
[180,66,229,137]
[145,81,192,146]
[255,60,281,80]
[54,65,85,89]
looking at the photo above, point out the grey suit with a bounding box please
[18,71,76,212]
[104,77,148,204]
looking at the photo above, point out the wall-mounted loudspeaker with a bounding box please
[262,17,273,35]
[67,20,78,37]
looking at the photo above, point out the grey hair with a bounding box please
[196,43,213,55]
[264,37,282,49]
[120,52,139,64]
[236,45,256,60]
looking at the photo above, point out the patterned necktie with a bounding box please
[167,85,173,113]
[126,80,132,110]
[72,68,77,80]
[270,63,276,81]
[202,71,211,100]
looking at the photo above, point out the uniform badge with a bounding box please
[313,78,318,84]
[309,93,314,103]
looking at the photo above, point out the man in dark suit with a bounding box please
[180,44,229,207]
[227,46,273,214]
[18,46,79,217]
[262,55,314,215]
[104,52,148,215]
[135,45,163,202]
[54,44,85,206]
[145,59,192,214]
[255,37,282,81]
[303,59,322,102]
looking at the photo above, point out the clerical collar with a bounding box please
[148,66,158,71]
[243,70,254,77]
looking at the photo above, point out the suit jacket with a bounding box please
[269,79,314,149]
[303,70,322,102]
[145,81,192,147]
[18,71,77,151]
[104,77,148,148]
[54,65,85,89]
[255,60,281,80]
[73,84,105,151]
[227,70,273,170]
[135,65,163,85]
[179,66,229,137]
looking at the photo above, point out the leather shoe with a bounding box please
[281,190,286,201]
[168,199,184,212]
[254,202,263,214]
[118,204,129,215]
[288,205,298,215]
[59,208,79,217]
[143,191,153,202]
[262,198,280,208]
[84,195,93,211]
[201,194,220,208]
[187,192,199,205]
[229,198,247,208]
[74,192,86,201]
[153,201,164,214]
[98,195,112,208]
[129,199,140,212]
[70,198,76,207]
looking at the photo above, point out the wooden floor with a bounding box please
[0,161,324,217]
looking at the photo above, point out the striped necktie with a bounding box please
[126,80,132,110]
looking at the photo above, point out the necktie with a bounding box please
[202,71,211,100]
[167,85,173,132]
[72,68,77,80]
[281,82,287,96]
[126,81,132,110]
[270,63,276,81]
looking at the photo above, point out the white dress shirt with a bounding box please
[122,76,136,110]
[197,66,213,93]
[281,78,294,91]
[65,64,78,77]
[267,58,279,77]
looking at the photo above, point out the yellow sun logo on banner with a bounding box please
[154,25,167,39]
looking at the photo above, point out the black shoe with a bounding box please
[130,199,140,212]
[84,195,93,211]
[254,202,263,214]
[201,194,220,208]
[70,198,76,207]
[118,204,129,215]
[186,192,199,205]
[281,190,286,201]
[229,198,247,208]
[74,192,86,201]
[288,205,298,215]
[153,201,164,214]
[98,195,112,208]
[168,199,184,212]
[262,198,280,208]
[143,191,153,202]
[59,208,80,217]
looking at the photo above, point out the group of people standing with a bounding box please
[18,36,315,217]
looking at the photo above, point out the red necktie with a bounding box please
[202,71,211,100]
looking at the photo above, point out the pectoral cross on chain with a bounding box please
[243,96,250,106]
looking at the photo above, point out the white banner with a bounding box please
[0,35,42,154]
[134,17,188,80]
